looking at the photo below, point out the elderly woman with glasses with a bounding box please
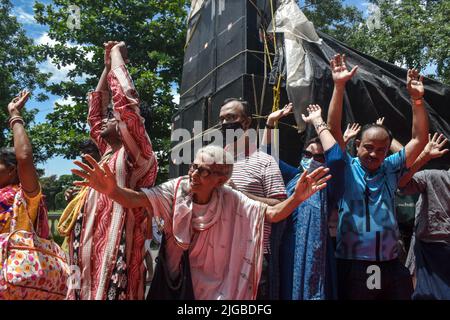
[71,145,331,300]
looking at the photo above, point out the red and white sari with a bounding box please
[67,65,157,300]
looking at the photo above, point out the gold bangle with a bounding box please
[9,116,24,129]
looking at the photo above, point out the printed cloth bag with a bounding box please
[0,191,70,300]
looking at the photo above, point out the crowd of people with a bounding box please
[0,42,448,300]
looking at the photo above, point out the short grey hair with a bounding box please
[196,145,234,179]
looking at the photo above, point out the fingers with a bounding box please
[314,174,332,186]
[349,65,358,77]
[73,181,89,188]
[306,166,330,181]
[430,132,439,143]
[376,117,385,125]
[102,162,114,178]
[312,181,328,192]
[407,69,413,89]
[73,160,94,173]
[437,135,448,149]
[71,169,90,180]
[330,58,336,70]
[301,113,308,122]
[83,154,103,171]
[297,169,308,185]
[307,104,322,113]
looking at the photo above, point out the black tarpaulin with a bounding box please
[297,31,450,169]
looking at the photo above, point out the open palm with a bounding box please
[423,133,449,159]
[8,90,30,114]
[294,166,331,202]
[268,103,293,122]
[71,154,117,195]
[330,54,358,85]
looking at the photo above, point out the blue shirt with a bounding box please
[333,145,407,261]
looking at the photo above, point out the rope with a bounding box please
[251,74,260,132]
[180,49,270,99]
[269,0,278,55]
[170,123,221,153]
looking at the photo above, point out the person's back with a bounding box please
[400,169,450,299]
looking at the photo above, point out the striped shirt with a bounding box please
[231,150,287,253]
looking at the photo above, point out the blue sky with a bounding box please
[10,0,435,176]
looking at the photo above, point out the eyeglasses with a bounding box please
[302,150,325,163]
[189,163,224,178]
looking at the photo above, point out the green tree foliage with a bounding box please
[40,173,77,211]
[32,0,189,182]
[0,0,49,159]
[321,0,449,85]
[300,0,365,40]
[300,0,449,84]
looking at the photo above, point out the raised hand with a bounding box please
[8,90,31,116]
[267,103,293,125]
[71,154,117,196]
[407,68,424,100]
[376,117,385,126]
[104,41,119,68]
[330,53,358,86]
[293,166,331,203]
[301,104,323,125]
[111,41,129,64]
[422,133,449,160]
[343,122,361,144]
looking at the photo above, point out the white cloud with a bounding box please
[85,50,94,62]
[39,58,76,83]
[171,86,180,104]
[35,32,59,46]
[12,7,36,24]
[172,93,180,104]
[36,33,91,84]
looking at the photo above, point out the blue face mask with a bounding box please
[300,157,323,171]
[300,156,313,171]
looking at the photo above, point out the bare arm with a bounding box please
[265,167,331,223]
[390,138,404,154]
[398,133,448,188]
[403,69,429,168]
[262,103,293,146]
[327,54,358,151]
[8,91,40,197]
[242,191,284,206]
[302,104,337,151]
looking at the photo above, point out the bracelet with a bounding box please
[412,98,424,106]
[318,127,330,136]
[9,115,24,129]
[314,121,329,131]
[265,122,275,129]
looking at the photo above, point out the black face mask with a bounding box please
[221,121,244,146]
